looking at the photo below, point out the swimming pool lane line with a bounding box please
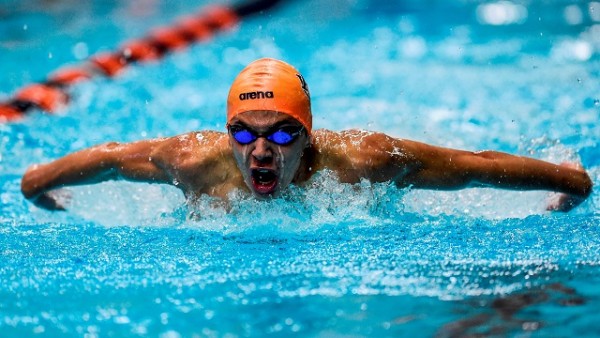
[0,0,283,123]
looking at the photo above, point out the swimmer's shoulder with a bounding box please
[311,128,418,171]
[311,129,390,168]
[150,130,231,167]
[312,128,403,152]
[150,131,240,193]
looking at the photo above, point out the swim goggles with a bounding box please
[228,124,304,146]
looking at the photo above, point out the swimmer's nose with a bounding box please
[251,137,273,163]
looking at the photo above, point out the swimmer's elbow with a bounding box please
[92,142,123,172]
[101,141,168,183]
[94,141,141,168]
[96,141,124,156]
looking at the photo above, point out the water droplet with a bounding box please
[73,42,89,60]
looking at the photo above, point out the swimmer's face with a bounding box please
[228,110,310,199]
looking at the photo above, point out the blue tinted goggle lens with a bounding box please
[268,129,295,145]
[232,129,256,144]
[230,126,302,146]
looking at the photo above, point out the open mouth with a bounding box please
[251,168,278,195]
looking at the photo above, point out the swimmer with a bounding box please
[21,58,593,212]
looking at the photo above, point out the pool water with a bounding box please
[1,0,599,336]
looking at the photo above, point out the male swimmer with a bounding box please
[21,58,593,212]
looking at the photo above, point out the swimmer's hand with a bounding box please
[28,190,71,211]
[21,164,71,211]
[547,191,586,212]
[546,162,591,212]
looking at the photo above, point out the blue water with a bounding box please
[1,0,600,336]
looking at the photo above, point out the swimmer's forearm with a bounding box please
[404,146,592,197]
[466,151,592,197]
[21,141,169,200]
[21,146,119,200]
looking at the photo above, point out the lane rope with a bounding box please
[0,0,282,122]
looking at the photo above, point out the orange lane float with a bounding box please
[1,1,282,122]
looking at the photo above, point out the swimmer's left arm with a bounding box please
[338,132,592,211]
[394,139,592,211]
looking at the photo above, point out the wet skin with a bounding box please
[21,109,592,211]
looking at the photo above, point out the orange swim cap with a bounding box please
[227,58,312,133]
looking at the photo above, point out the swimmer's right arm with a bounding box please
[21,139,172,210]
